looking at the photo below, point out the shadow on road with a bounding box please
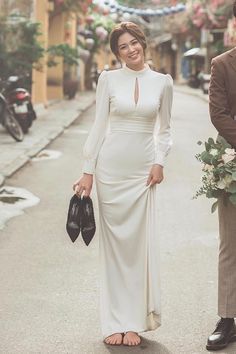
[104,337,172,353]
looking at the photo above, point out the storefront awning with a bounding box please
[150,33,172,47]
[183,47,206,57]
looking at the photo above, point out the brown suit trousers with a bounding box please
[218,198,236,317]
[209,48,236,317]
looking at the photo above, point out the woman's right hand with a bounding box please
[73,173,93,197]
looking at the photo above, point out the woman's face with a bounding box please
[117,32,144,70]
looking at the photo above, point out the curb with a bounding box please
[0,94,95,187]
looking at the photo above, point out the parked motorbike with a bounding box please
[4,76,37,134]
[0,80,24,142]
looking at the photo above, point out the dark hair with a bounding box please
[234,1,236,17]
[109,22,147,58]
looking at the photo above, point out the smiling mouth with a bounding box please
[129,53,139,59]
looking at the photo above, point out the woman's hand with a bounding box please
[146,164,164,186]
[73,173,93,197]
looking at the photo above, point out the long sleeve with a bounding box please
[154,74,173,166]
[82,70,110,174]
[209,58,236,147]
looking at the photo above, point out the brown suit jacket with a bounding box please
[209,47,236,147]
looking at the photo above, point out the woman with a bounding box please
[73,22,173,346]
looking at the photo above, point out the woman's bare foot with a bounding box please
[123,332,141,346]
[104,333,123,345]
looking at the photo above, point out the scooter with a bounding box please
[5,76,37,134]
[0,80,24,142]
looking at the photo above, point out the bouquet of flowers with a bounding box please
[195,136,236,213]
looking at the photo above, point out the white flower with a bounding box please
[217,180,226,189]
[203,164,214,172]
[222,154,235,164]
[221,148,236,164]
[225,148,236,155]
[217,175,233,189]
[210,149,218,156]
[205,171,215,184]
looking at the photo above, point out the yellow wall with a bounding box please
[47,12,77,101]
[31,0,49,105]
[47,12,65,101]
[32,2,77,104]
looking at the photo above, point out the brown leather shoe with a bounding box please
[206,318,236,351]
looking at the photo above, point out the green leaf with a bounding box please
[211,157,219,166]
[208,137,215,145]
[211,190,222,198]
[227,182,236,193]
[201,151,213,164]
[211,200,218,213]
[206,190,215,198]
[232,172,236,181]
[205,142,211,152]
[229,194,236,206]
[197,141,202,146]
[217,136,231,148]
[225,167,234,173]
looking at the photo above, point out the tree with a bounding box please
[78,13,115,89]
[0,16,44,90]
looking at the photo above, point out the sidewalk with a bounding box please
[0,91,95,187]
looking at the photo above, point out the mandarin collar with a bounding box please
[122,63,150,75]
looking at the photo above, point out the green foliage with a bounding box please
[194,137,236,212]
[85,14,115,54]
[0,16,44,78]
[53,0,94,15]
[211,200,218,213]
[229,193,236,205]
[47,44,79,66]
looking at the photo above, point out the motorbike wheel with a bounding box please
[20,119,30,134]
[4,108,24,142]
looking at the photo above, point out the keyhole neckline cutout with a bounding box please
[134,77,139,106]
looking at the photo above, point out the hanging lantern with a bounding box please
[122,12,131,21]
[85,38,95,50]
[84,29,94,39]
[79,48,90,62]
[110,12,118,21]
[85,15,95,25]
[95,26,108,41]
[155,9,164,16]
[102,6,110,15]
[145,9,155,16]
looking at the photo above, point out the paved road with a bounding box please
[0,90,235,353]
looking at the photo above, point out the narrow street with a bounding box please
[0,90,235,354]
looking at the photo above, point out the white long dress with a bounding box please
[82,64,173,338]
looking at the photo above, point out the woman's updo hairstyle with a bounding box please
[109,22,147,59]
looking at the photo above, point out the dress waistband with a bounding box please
[109,115,155,133]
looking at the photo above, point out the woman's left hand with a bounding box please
[146,164,164,186]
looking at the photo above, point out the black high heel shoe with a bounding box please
[66,194,81,242]
[81,196,96,246]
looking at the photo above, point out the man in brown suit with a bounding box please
[207,1,236,351]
